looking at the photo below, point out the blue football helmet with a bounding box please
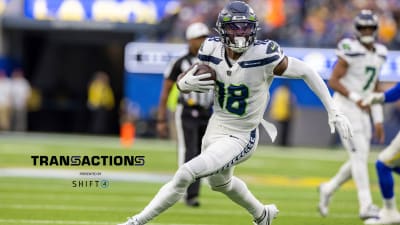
[354,10,378,44]
[216,1,259,53]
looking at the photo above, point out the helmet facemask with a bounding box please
[354,10,378,44]
[221,22,257,53]
[216,1,259,53]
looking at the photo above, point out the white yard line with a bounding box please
[0,219,113,225]
[0,204,246,216]
[0,168,361,189]
[0,219,218,225]
[0,168,172,183]
[0,203,357,218]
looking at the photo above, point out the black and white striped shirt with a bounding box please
[164,52,213,109]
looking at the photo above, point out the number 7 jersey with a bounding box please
[198,37,285,133]
[335,38,387,96]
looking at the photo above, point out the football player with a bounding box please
[318,10,386,220]
[118,1,352,225]
[362,83,400,225]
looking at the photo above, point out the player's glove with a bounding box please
[361,92,385,106]
[348,92,362,103]
[177,65,214,93]
[328,110,353,139]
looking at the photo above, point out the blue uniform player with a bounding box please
[363,83,400,225]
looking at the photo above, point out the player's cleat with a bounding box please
[364,208,400,225]
[253,204,279,225]
[360,204,380,220]
[117,216,140,225]
[318,183,331,217]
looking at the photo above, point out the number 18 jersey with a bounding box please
[198,37,285,133]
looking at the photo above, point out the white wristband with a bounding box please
[371,103,384,124]
[348,92,362,103]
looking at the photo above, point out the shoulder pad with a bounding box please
[337,38,357,53]
[266,40,281,54]
[199,36,220,56]
[375,43,388,57]
[253,39,283,56]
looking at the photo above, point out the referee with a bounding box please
[157,22,213,207]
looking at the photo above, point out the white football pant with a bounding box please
[323,108,373,212]
[134,126,266,224]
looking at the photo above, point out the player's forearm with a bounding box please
[157,102,168,121]
[157,97,168,121]
[157,81,174,121]
[384,82,400,103]
[328,78,350,98]
[282,57,337,113]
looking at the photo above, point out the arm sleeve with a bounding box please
[384,82,400,103]
[281,56,336,113]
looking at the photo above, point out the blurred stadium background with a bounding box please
[0,0,399,224]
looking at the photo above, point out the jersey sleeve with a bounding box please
[267,40,285,67]
[261,40,285,75]
[198,37,220,65]
[385,82,400,103]
[376,43,388,63]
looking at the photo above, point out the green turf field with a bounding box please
[0,133,396,225]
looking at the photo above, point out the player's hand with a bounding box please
[348,92,369,111]
[361,92,385,106]
[156,121,168,138]
[328,110,353,139]
[374,123,385,144]
[356,100,370,111]
[177,65,214,93]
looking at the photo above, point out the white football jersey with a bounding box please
[336,38,387,95]
[198,37,285,132]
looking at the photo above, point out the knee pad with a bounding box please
[210,179,232,192]
[173,165,196,189]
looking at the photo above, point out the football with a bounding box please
[178,63,216,82]
[194,64,217,81]
[177,63,217,84]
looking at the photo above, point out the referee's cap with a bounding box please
[186,22,210,40]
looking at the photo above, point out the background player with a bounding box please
[118,1,352,225]
[318,10,386,220]
[157,22,212,207]
[362,83,400,225]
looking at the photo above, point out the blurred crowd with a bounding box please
[160,0,400,49]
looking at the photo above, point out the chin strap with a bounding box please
[229,37,249,53]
